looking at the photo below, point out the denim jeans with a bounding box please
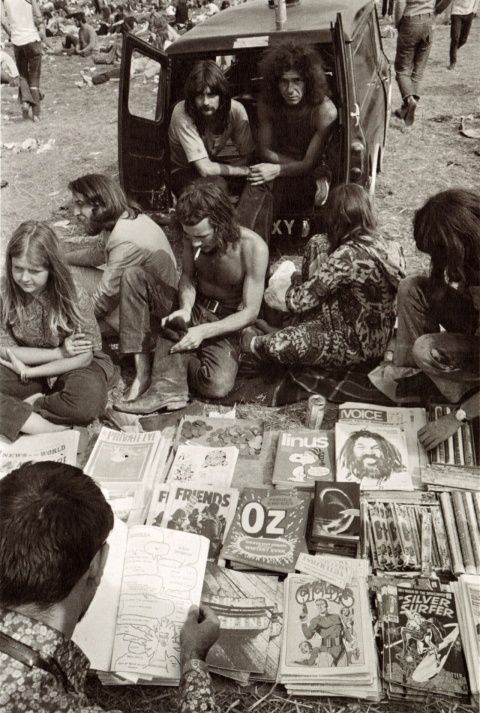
[450,13,474,65]
[119,253,179,355]
[13,41,42,115]
[394,14,434,100]
[149,303,240,402]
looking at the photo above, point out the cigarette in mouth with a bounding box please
[194,247,202,261]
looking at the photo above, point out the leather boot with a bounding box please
[114,351,189,414]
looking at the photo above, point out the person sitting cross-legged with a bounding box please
[241,184,405,369]
[114,178,268,414]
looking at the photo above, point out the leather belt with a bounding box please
[196,294,237,319]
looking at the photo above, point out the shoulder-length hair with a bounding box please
[259,42,329,109]
[171,178,240,253]
[413,188,480,287]
[325,184,377,251]
[2,221,83,336]
[184,60,231,134]
[68,173,141,235]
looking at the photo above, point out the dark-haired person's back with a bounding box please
[0,461,220,712]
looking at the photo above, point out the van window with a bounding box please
[352,24,377,107]
[128,50,165,121]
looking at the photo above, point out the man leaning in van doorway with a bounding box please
[393,0,453,126]
[168,59,272,241]
[246,42,337,220]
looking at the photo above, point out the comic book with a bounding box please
[309,482,360,554]
[335,421,413,491]
[382,585,469,698]
[176,416,266,488]
[272,430,334,489]
[73,521,209,685]
[201,563,280,681]
[166,444,238,488]
[159,481,239,561]
[220,487,310,574]
[279,573,380,698]
[452,574,480,701]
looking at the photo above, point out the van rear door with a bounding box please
[331,13,352,185]
[118,33,171,212]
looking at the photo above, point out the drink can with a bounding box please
[306,394,326,430]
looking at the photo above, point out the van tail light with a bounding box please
[350,139,365,182]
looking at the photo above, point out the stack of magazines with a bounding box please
[278,567,381,699]
[452,574,480,705]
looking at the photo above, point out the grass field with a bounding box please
[1,15,479,713]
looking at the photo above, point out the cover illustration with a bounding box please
[384,586,468,696]
[273,430,334,488]
[220,487,310,574]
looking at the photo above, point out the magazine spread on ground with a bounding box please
[382,585,469,697]
[176,416,266,488]
[338,402,427,488]
[201,563,281,680]
[221,488,310,574]
[335,421,413,491]
[166,444,238,488]
[73,520,209,685]
[83,428,170,525]
[159,481,239,560]
[272,430,334,489]
[0,429,79,478]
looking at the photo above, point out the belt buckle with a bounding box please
[206,298,220,314]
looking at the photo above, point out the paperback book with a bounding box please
[272,429,334,489]
[221,487,310,574]
[159,481,239,560]
[309,481,360,556]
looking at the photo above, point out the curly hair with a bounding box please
[259,42,329,108]
[68,173,141,235]
[2,221,83,337]
[339,430,405,483]
[325,184,377,251]
[171,178,240,253]
[413,188,480,288]
[184,60,231,134]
